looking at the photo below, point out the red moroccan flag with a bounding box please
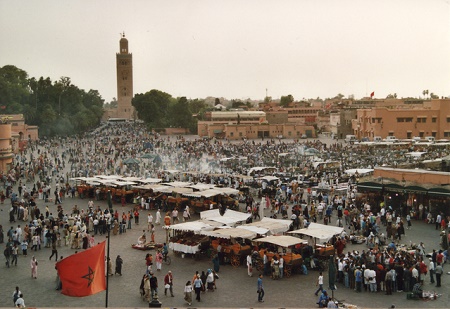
[56,241,106,297]
[370,91,375,97]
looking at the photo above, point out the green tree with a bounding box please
[132,89,172,129]
[430,92,439,99]
[104,97,118,109]
[0,65,30,113]
[169,96,193,128]
[280,94,294,107]
[188,99,206,114]
[386,93,397,99]
[0,65,104,136]
[231,99,245,108]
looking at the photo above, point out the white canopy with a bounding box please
[200,228,256,240]
[215,187,239,195]
[200,209,251,225]
[236,225,270,235]
[138,178,163,184]
[158,187,193,194]
[288,222,344,241]
[254,235,307,247]
[260,176,279,182]
[95,175,121,180]
[110,180,137,186]
[165,221,214,232]
[187,183,216,191]
[245,217,292,234]
[161,181,192,188]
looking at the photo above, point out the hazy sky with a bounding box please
[1,0,449,103]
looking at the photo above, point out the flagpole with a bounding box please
[106,190,113,308]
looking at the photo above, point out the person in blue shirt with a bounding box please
[388,241,396,251]
[317,290,328,308]
[257,274,264,302]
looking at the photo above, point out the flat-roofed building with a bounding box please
[198,111,315,140]
[351,99,450,140]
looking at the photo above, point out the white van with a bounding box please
[383,136,399,143]
[345,135,357,143]
[425,136,435,143]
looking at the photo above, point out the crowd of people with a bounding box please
[1,121,449,308]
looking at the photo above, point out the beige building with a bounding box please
[0,122,13,172]
[0,114,38,171]
[351,99,450,140]
[198,111,315,139]
[104,33,135,120]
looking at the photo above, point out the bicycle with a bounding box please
[163,252,171,265]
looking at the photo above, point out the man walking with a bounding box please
[149,272,158,300]
[49,241,58,261]
[4,244,12,268]
[193,274,203,302]
[164,270,174,297]
[11,244,18,266]
[257,274,264,302]
[314,272,324,296]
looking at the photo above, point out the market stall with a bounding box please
[253,235,308,277]
[289,223,344,263]
[201,227,256,267]
[165,221,216,255]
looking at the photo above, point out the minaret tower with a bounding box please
[116,32,134,119]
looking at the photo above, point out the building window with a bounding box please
[447,117,450,123]
[397,117,413,123]
[230,132,234,137]
[397,118,404,123]
[419,132,424,138]
[432,117,437,123]
[239,132,243,137]
[406,132,412,139]
[417,117,427,123]
[444,132,450,137]
[432,132,437,137]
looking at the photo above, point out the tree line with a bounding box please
[0,65,104,136]
[132,90,211,134]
